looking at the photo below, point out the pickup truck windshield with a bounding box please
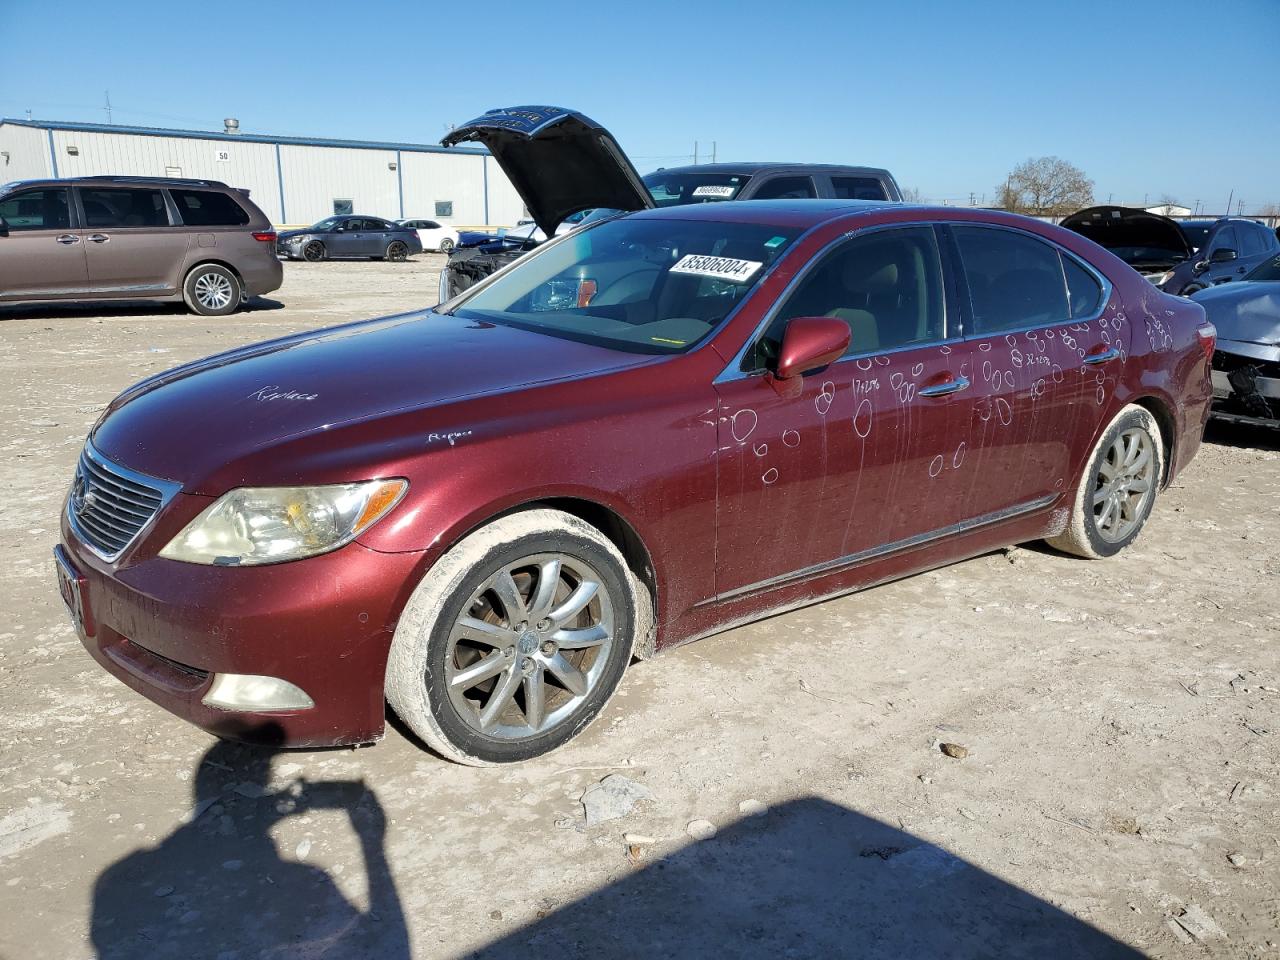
[643,172,751,207]
[451,218,797,354]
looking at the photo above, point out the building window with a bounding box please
[434,201,453,218]
[333,199,353,216]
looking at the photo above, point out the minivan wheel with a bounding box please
[1046,404,1164,559]
[303,240,326,262]
[438,238,455,253]
[183,265,242,317]
[386,509,637,765]
[385,240,408,262]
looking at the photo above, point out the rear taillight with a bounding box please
[1196,321,1216,362]
[252,231,277,243]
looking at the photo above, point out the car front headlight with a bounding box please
[285,235,306,244]
[159,479,407,566]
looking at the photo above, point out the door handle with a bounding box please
[1083,347,1120,365]
[919,375,970,397]
[86,234,110,243]
[55,234,81,245]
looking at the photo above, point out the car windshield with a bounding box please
[450,217,799,354]
[312,216,343,230]
[1244,254,1280,282]
[1178,222,1213,251]
[643,172,752,207]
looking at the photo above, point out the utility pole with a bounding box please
[1237,199,1244,216]
[711,141,716,163]
[968,192,976,207]
[1225,188,1234,218]
[1194,199,1201,215]
[104,91,112,124]
[693,141,698,165]
[25,108,32,121]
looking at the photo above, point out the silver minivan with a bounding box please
[0,175,283,316]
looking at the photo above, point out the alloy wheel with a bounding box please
[303,241,324,262]
[193,272,234,311]
[444,553,615,739]
[1091,427,1156,543]
[439,238,454,253]
[387,241,407,262]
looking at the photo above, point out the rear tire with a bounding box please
[385,240,408,262]
[183,264,242,317]
[385,509,638,765]
[439,238,455,253]
[1046,404,1164,559]
[302,240,326,262]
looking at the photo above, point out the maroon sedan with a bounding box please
[56,199,1214,763]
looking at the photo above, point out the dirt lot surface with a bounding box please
[1,258,1277,959]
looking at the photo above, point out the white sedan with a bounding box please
[397,219,460,252]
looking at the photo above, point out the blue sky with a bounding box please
[2,0,1277,213]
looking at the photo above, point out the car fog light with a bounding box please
[203,673,315,711]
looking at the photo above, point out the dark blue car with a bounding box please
[277,215,423,262]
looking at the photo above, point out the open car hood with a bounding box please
[1060,206,1193,265]
[442,105,653,238]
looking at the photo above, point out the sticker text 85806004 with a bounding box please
[668,254,763,283]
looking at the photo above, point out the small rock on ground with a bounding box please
[687,819,716,840]
[580,774,652,826]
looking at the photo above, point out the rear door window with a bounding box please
[170,189,250,226]
[0,188,71,230]
[830,176,889,201]
[953,226,1071,334]
[79,188,169,228]
[751,176,817,200]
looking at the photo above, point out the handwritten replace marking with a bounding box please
[761,468,779,485]
[730,408,758,442]
[782,429,800,448]
[426,430,474,447]
[248,385,319,402]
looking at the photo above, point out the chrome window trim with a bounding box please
[697,493,1057,606]
[948,221,1115,337]
[713,220,954,385]
[66,441,183,563]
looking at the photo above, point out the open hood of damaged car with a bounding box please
[1060,206,1194,268]
[442,105,654,238]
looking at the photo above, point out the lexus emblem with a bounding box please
[71,471,97,516]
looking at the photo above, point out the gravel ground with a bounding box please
[0,257,1277,959]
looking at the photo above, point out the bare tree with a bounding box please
[900,186,924,203]
[996,157,1094,217]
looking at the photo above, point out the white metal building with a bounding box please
[0,118,526,228]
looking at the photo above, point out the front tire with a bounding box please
[1046,404,1164,559]
[302,240,326,262]
[385,509,637,765]
[183,264,242,316]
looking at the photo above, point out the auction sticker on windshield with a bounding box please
[669,254,763,283]
[692,185,735,198]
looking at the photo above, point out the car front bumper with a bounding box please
[57,509,424,747]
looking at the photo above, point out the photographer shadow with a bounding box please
[90,724,408,959]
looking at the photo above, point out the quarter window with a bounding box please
[79,188,169,228]
[752,176,817,200]
[758,226,945,366]
[0,188,71,230]
[170,189,250,226]
[953,226,1071,334]
[1061,254,1104,318]
[831,176,889,201]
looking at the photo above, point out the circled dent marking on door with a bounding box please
[781,430,800,448]
[928,455,944,479]
[815,382,835,415]
[911,362,924,377]
[952,441,967,469]
[761,468,779,485]
[853,399,873,439]
[730,408,758,442]
[996,397,1013,426]
[753,442,768,458]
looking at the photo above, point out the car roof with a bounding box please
[645,162,894,178]
[3,175,231,190]
[629,198,901,227]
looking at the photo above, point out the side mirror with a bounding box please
[775,316,851,380]
[1209,247,1238,264]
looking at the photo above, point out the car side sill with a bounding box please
[696,493,1058,608]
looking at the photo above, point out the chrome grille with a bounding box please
[68,446,178,560]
